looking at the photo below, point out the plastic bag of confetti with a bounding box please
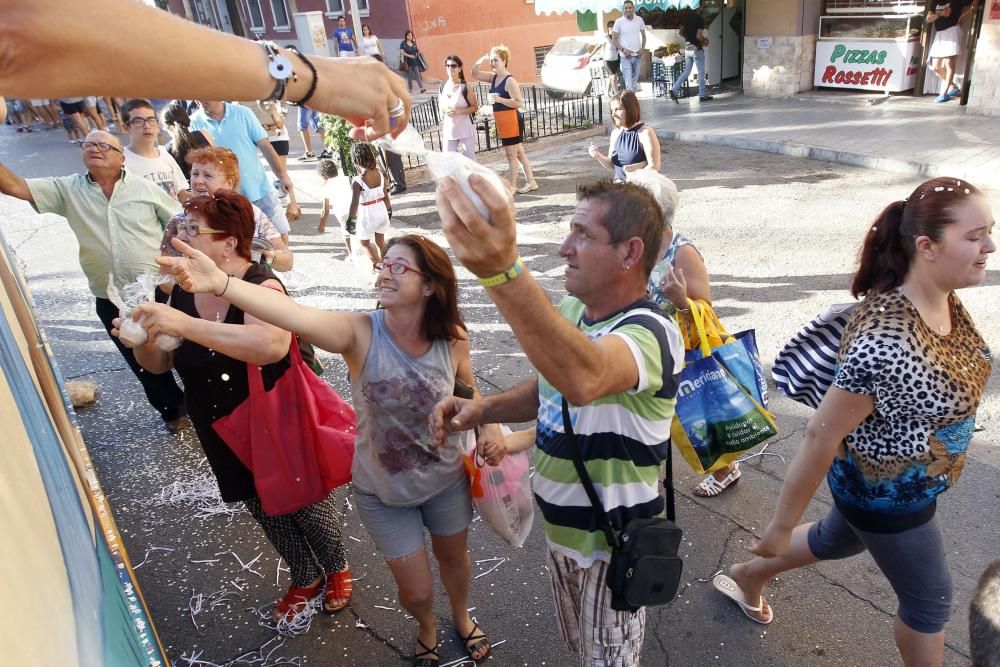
[373,126,509,221]
[463,428,534,548]
[107,273,182,351]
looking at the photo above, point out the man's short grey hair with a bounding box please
[971,560,1000,667]
[626,171,680,229]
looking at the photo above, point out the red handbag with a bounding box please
[213,339,356,515]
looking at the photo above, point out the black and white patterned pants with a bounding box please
[244,492,347,586]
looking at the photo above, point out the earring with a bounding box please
[622,263,630,271]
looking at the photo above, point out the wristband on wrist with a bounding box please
[216,274,231,298]
[478,257,525,288]
[286,47,319,107]
[259,40,295,102]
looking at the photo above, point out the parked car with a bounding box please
[540,35,605,98]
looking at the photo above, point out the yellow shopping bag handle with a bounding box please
[685,300,713,359]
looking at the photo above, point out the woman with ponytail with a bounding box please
[161,101,214,181]
[714,177,994,666]
[439,55,479,161]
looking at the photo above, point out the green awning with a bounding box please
[535,0,699,15]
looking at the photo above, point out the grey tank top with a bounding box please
[350,310,464,506]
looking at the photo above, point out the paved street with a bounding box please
[1,119,998,666]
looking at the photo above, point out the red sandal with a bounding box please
[323,567,353,614]
[272,581,322,622]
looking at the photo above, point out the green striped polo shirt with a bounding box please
[533,296,683,567]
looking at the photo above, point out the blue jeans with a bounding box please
[297,106,319,132]
[620,54,641,92]
[672,48,706,98]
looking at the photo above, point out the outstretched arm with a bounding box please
[0,0,411,141]
[437,176,646,406]
[0,162,32,203]
[158,239,363,359]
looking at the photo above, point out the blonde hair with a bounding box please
[490,45,511,66]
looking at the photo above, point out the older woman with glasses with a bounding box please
[158,232,502,666]
[438,55,479,161]
[115,190,352,622]
[159,147,293,271]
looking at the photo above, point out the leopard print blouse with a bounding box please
[830,289,991,524]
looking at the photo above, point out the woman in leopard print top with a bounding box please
[714,177,994,666]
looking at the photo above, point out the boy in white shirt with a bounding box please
[317,159,355,255]
[121,98,189,200]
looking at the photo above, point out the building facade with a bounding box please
[163,0,577,83]
[743,0,1000,116]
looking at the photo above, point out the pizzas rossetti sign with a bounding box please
[814,40,919,92]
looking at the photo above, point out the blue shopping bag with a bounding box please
[685,329,768,408]
[672,302,778,474]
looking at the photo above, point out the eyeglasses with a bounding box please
[179,221,227,237]
[374,261,425,277]
[80,141,123,154]
[128,117,159,128]
[445,63,460,68]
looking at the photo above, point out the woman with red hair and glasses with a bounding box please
[158,232,502,665]
[114,191,352,623]
[714,177,994,666]
[160,147,293,271]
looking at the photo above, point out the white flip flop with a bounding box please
[712,574,774,625]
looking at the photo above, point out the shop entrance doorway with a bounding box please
[814,0,982,108]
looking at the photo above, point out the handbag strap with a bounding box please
[561,398,676,547]
[245,335,303,394]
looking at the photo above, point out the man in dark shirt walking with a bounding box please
[669,7,713,103]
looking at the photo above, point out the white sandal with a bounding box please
[693,462,741,497]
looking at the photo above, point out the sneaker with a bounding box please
[668,89,679,104]
[298,151,317,161]
[318,148,333,160]
[947,87,961,98]
[934,93,951,103]
[699,95,715,102]
[390,185,407,195]
[515,180,539,194]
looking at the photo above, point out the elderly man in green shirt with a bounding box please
[0,129,187,432]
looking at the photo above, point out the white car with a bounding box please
[540,36,606,98]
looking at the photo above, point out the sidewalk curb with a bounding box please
[657,128,1000,189]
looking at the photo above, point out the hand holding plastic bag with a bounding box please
[107,273,182,351]
[462,428,534,548]
[373,126,509,221]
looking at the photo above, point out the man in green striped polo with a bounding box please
[433,177,683,666]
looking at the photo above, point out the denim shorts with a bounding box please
[297,106,319,132]
[353,475,472,560]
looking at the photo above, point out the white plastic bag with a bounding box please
[107,273,182,351]
[373,127,509,221]
[463,428,534,548]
